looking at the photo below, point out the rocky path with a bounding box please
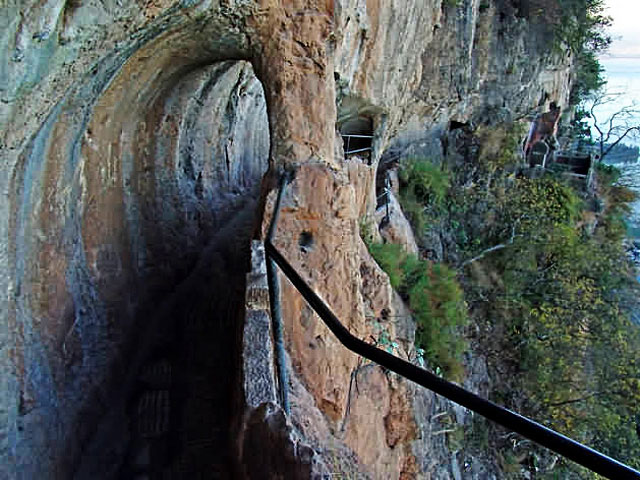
[75,200,257,479]
[143,204,254,479]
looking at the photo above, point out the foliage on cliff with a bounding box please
[391,124,639,476]
[565,0,610,102]
[448,126,640,476]
[367,240,468,382]
[530,0,610,102]
[554,0,611,54]
[397,159,451,235]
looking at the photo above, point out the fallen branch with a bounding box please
[461,222,522,268]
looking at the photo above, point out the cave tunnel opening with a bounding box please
[75,60,270,479]
[340,116,374,160]
[8,30,271,476]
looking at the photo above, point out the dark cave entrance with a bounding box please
[73,60,270,479]
[340,116,374,161]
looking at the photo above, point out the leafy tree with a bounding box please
[546,0,611,102]
[556,0,612,54]
[439,123,640,474]
[571,50,606,104]
[480,172,640,473]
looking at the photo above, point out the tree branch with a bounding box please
[585,88,640,162]
[603,126,640,158]
[462,223,522,267]
[547,390,624,408]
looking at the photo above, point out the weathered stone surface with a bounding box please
[262,162,422,477]
[238,401,329,480]
[243,241,278,408]
[335,0,572,145]
[2,0,575,477]
[376,191,420,256]
[4,30,269,475]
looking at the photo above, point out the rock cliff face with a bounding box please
[1,0,572,477]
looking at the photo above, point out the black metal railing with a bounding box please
[342,134,373,155]
[264,174,640,479]
[266,174,291,414]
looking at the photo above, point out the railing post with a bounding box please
[384,175,390,223]
[266,173,291,414]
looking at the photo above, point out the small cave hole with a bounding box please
[340,116,374,161]
[298,231,314,253]
[448,120,469,131]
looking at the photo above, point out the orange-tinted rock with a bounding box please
[2,0,575,477]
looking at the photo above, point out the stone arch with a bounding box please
[8,17,271,477]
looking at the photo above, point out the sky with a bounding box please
[590,1,640,149]
[602,0,640,58]
[600,1,640,230]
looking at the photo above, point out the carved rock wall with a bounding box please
[2,0,573,477]
[3,6,270,472]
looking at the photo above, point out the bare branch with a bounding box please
[583,87,640,162]
[602,126,640,158]
[462,222,522,267]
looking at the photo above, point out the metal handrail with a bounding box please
[264,175,640,479]
[341,134,374,157]
[266,174,291,414]
[344,147,373,155]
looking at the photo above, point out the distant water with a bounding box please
[595,56,640,149]
[620,162,640,239]
[596,57,640,238]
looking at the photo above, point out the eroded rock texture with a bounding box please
[2,0,573,478]
[5,12,269,473]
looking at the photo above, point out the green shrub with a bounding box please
[400,159,450,207]
[392,120,640,472]
[595,162,621,184]
[398,158,450,237]
[477,123,528,171]
[368,242,405,289]
[471,168,640,472]
[368,242,468,381]
[571,50,606,103]
[407,261,468,381]
[507,177,583,233]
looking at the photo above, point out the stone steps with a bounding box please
[116,202,256,479]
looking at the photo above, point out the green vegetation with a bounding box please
[571,49,606,104]
[477,122,530,171]
[444,125,640,475]
[406,256,468,381]
[554,0,611,54]
[367,242,468,382]
[382,121,639,475]
[525,1,610,103]
[398,158,450,235]
[557,0,610,102]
